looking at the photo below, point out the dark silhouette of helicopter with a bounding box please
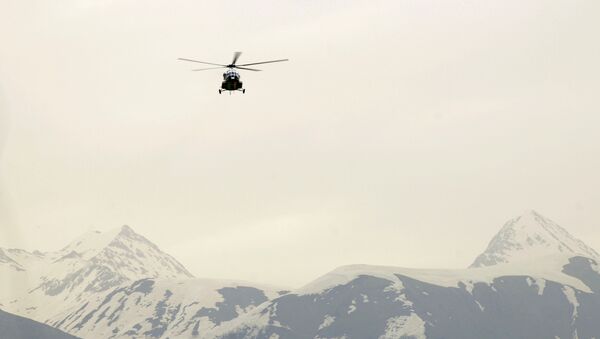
[178,52,288,94]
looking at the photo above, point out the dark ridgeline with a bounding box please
[0,308,79,339]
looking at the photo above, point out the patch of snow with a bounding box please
[591,260,600,274]
[379,313,426,339]
[533,278,546,296]
[462,280,476,295]
[208,302,273,338]
[383,280,404,293]
[347,305,356,314]
[562,286,579,322]
[318,315,336,330]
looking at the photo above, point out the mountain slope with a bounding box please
[0,225,286,339]
[0,225,194,322]
[50,278,285,339]
[214,211,600,339]
[471,210,599,268]
[215,256,600,339]
[0,308,80,339]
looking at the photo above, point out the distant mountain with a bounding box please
[0,225,284,339]
[0,225,193,322]
[471,210,599,268]
[214,211,600,339]
[0,307,79,339]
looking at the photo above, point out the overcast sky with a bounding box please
[0,0,599,287]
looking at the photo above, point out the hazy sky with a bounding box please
[1,0,599,287]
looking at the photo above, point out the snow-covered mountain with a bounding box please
[50,278,284,339]
[214,256,600,339]
[471,210,599,268]
[0,225,285,339]
[58,225,193,281]
[0,225,193,322]
[214,211,600,339]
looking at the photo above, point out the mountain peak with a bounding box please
[60,227,123,259]
[118,224,135,236]
[57,224,193,278]
[28,224,194,301]
[521,209,541,217]
[59,225,146,257]
[470,210,599,268]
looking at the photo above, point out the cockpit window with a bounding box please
[223,69,239,79]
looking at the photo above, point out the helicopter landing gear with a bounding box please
[218,89,222,94]
[242,89,245,94]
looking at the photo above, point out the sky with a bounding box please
[0,0,599,288]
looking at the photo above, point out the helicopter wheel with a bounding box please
[218,89,222,94]
[242,89,245,94]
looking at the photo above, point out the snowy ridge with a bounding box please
[0,225,194,323]
[298,253,594,295]
[49,278,283,339]
[59,227,124,261]
[471,210,599,268]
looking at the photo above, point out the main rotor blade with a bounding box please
[192,66,227,71]
[236,66,262,71]
[178,58,226,67]
[231,51,242,65]
[237,59,288,67]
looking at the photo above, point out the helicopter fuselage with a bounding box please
[220,69,244,93]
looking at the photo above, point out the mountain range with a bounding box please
[0,210,598,338]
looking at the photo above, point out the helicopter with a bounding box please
[178,52,288,94]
